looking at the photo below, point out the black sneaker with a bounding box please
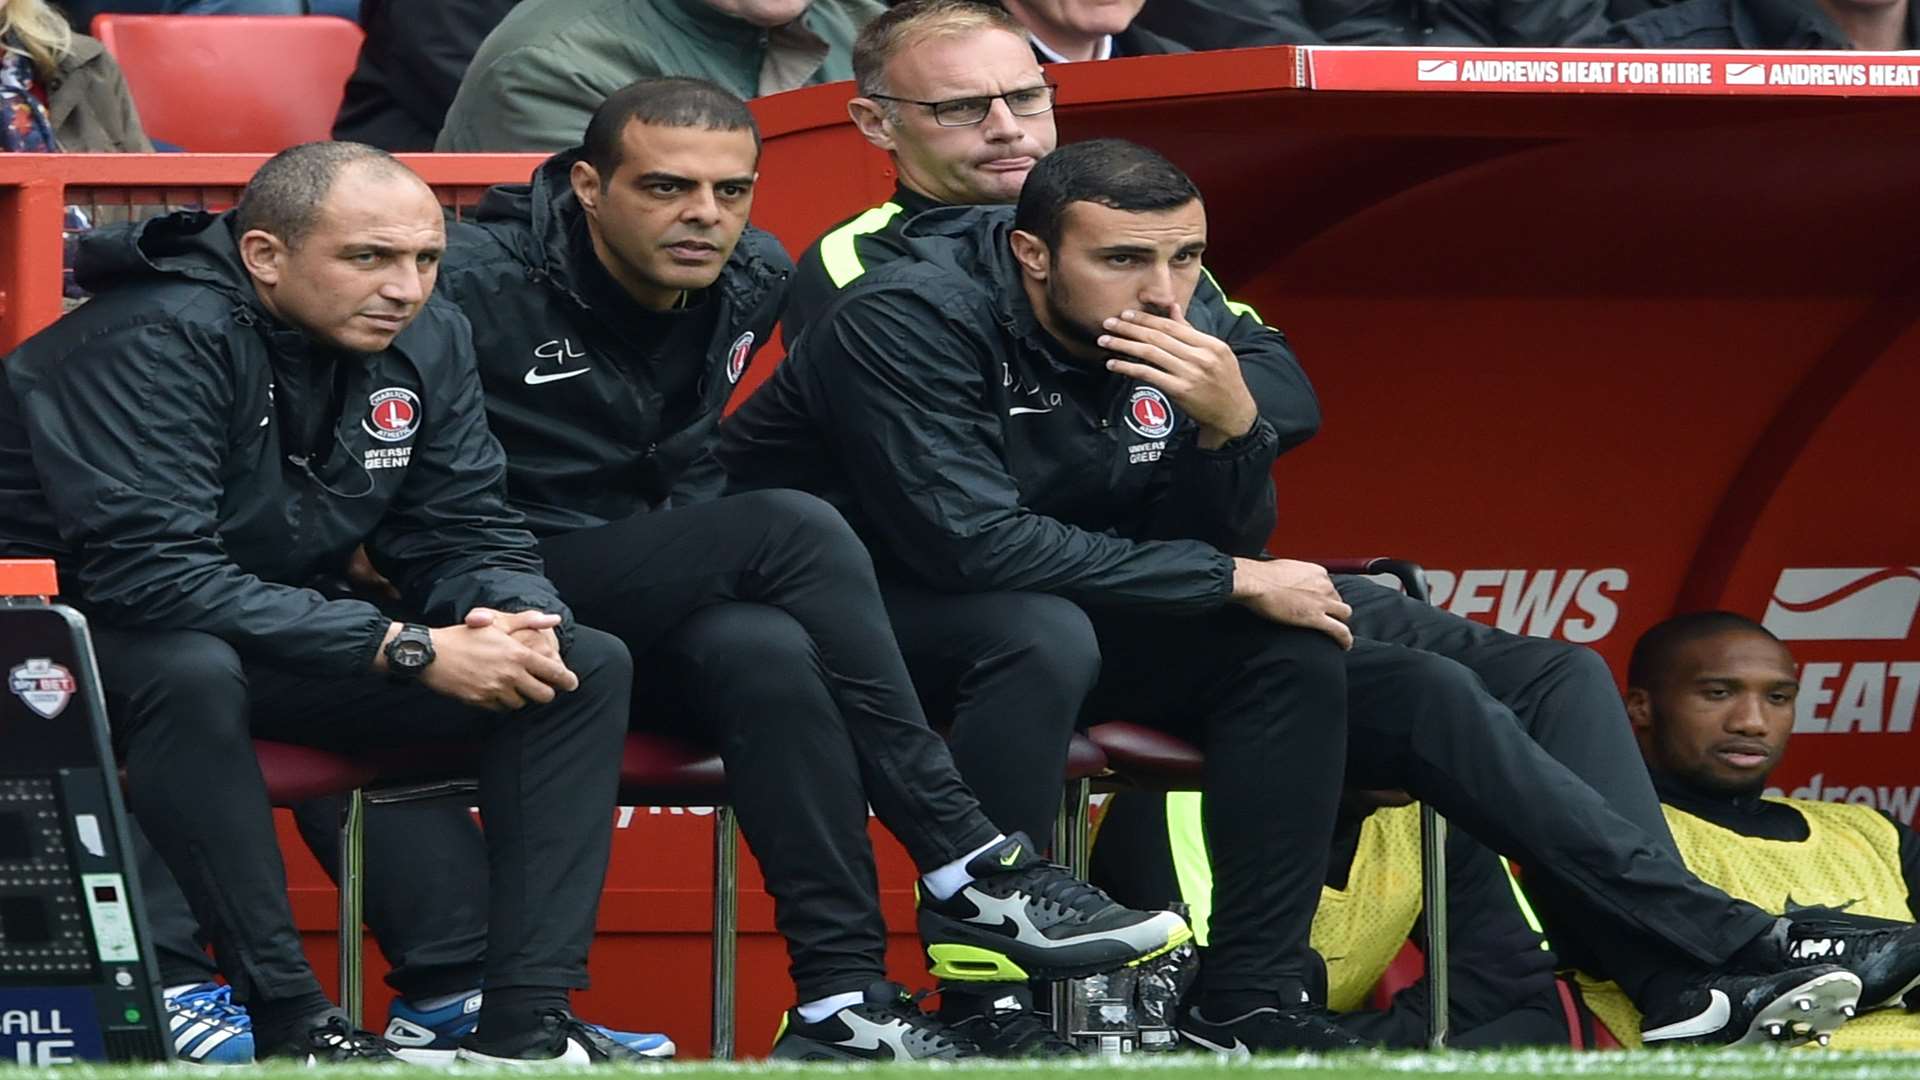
[768,981,979,1062]
[1784,919,1920,1011]
[256,1010,400,1064]
[945,994,1078,1057]
[918,832,1191,983]
[1640,966,1861,1047]
[1178,1002,1369,1055]
[455,1009,656,1066]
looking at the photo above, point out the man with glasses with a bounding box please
[776,2,1108,1054]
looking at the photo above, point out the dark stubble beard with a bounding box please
[1041,275,1173,362]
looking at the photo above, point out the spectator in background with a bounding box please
[1310,0,1612,44]
[333,0,519,151]
[436,0,883,152]
[995,0,1184,60]
[1129,0,1322,49]
[3,0,150,297]
[58,0,315,29]
[3,0,149,151]
[1609,0,1913,48]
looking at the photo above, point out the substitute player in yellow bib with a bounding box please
[1580,611,1920,1049]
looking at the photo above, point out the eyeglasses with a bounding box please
[869,84,1059,128]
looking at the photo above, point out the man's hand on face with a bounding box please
[1229,558,1354,649]
[1099,304,1259,450]
[407,609,577,712]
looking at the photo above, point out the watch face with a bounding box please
[391,640,430,668]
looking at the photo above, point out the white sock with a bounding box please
[795,990,864,1024]
[920,834,1006,900]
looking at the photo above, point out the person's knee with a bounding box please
[1235,620,1349,719]
[1535,639,1617,697]
[996,593,1101,697]
[738,489,873,572]
[123,632,248,737]
[560,626,633,724]
[675,604,819,711]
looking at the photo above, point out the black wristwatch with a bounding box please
[384,623,435,683]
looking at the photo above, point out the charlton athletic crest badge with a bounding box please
[725,332,755,385]
[363,387,421,443]
[9,658,76,719]
[1124,386,1176,439]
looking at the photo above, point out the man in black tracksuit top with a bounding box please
[0,144,637,1065]
[354,79,1189,1063]
[719,138,1919,1051]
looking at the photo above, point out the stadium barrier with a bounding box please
[5,46,1919,1054]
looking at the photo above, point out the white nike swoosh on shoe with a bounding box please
[1180,1029,1250,1056]
[523,367,592,386]
[456,1035,592,1068]
[1007,406,1054,416]
[1643,988,1731,1041]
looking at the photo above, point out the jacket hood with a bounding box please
[73,209,255,300]
[896,204,1052,345]
[475,147,583,294]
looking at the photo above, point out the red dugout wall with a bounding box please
[3,45,1916,1055]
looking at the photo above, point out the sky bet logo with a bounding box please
[1764,569,1920,736]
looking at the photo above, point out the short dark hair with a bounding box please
[1628,610,1780,691]
[581,77,762,178]
[235,141,416,248]
[1014,138,1201,251]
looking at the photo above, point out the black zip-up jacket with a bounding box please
[0,210,569,674]
[436,149,791,536]
[1607,0,1916,48]
[718,205,1320,612]
[783,183,943,349]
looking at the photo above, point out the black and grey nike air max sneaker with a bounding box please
[1177,1003,1369,1055]
[1640,966,1861,1047]
[768,981,978,1062]
[917,832,1191,983]
[944,993,1079,1058]
[1782,918,1920,1011]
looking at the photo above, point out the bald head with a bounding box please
[236,141,427,250]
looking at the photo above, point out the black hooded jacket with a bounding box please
[718,205,1320,612]
[436,150,791,536]
[0,211,569,674]
[1132,0,1609,47]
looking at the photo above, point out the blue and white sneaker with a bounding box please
[384,990,674,1065]
[164,982,254,1065]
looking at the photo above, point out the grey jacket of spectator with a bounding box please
[1608,0,1915,48]
[1195,0,1612,46]
[436,0,883,152]
[333,0,520,151]
[48,34,152,153]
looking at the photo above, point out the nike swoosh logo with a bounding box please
[1643,988,1730,1041]
[524,367,592,385]
[1180,1030,1250,1056]
[1007,406,1054,416]
[998,845,1021,867]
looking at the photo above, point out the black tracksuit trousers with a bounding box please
[141,493,1011,1006]
[98,623,631,1007]
[1335,575,1779,992]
